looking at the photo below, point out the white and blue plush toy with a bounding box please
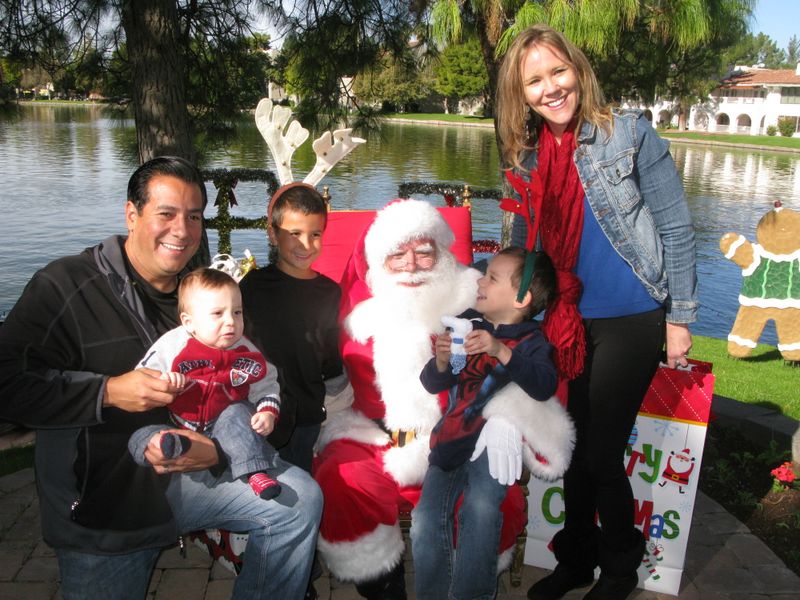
[441,316,473,374]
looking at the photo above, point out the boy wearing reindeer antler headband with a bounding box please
[241,101,360,599]
[241,98,361,475]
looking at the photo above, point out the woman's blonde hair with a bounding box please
[496,24,612,169]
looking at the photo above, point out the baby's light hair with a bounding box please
[178,268,239,314]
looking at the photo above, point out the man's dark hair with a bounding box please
[498,246,557,317]
[127,156,208,212]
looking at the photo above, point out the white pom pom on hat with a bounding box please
[363,199,455,269]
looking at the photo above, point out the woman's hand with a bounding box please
[665,323,692,369]
[145,429,220,475]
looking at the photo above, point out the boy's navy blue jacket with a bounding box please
[420,309,557,471]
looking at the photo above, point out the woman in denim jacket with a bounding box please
[496,24,697,600]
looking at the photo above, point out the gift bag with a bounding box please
[524,360,715,596]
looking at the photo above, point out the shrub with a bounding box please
[766,125,777,136]
[777,117,797,138]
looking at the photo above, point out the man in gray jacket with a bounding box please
[0,156,322,600]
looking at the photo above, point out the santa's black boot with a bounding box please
[354,562,406,600]
[583,530,645,600]
[527,528,599,600]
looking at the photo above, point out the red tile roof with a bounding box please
[719,68,800,88]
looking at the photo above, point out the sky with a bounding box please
[751,0,798,50]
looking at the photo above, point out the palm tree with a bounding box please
[424,0,754,120]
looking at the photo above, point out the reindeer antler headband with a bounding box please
[255,98,366,223]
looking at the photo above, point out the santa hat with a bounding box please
[363,199,455,270]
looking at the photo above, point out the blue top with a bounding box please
[576,196,661,318]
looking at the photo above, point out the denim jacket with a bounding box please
[511,109,698,324]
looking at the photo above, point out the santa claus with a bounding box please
[313,199,529,598]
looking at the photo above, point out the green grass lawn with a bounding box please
[658,131,800,150]
[691,335,800,420]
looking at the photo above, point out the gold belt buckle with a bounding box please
[391,429,416,447]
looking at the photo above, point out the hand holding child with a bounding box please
[251,410,277,436]
[160,371,187,389]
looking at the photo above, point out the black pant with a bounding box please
[557,308,665,573]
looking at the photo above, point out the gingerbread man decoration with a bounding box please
[719,200,800,362]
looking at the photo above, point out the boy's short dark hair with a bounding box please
[497,246,557,317]
[268,183,327,263]
[178,267,239,314]
[269,184,327,230]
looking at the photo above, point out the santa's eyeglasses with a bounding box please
[386,247,436,270]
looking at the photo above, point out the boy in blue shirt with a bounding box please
[411,247,560,600]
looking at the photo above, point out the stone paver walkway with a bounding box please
[1,465,799,599]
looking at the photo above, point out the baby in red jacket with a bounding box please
[128,268,281,499]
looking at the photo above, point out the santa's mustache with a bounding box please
[385,270,433,287]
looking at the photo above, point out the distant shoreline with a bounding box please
[385,115,800,154]
[12,102,800,154]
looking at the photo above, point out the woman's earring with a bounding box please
[524,107,532,121]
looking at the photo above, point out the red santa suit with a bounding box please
[314,200,575,585]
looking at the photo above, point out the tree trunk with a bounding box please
[120,0,194,163]
[474,12,498,119]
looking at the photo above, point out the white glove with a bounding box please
[470,416,522,485]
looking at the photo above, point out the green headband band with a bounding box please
[517,250,536,303]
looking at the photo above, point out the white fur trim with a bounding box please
[482,384,575,481]
[316,408,389,453]
[383,436,431,487]
[778,340,800,351]
[317,523,405,583]
[364,199,455,271]
[497,547,514,574]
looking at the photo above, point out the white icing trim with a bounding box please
[728,334,758,349]
[724,235,746,260]
[738,295,800,309]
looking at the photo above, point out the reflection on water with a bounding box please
[2,105,799,344]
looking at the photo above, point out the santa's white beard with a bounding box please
[367,252,463,332]
[345,252,479,433]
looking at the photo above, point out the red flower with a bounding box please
[770,462,797,485]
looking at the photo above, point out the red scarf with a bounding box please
[537,123,586,380]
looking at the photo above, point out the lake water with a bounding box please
[2,103,800,345]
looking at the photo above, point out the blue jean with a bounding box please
[56,456,322,600]
[167,457,322,599]
[56,546,161,600]
[129,401,279,479]
[410,452,507,600]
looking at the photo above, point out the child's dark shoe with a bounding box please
[249,472,281,500]
[583,572,638,600]
[159,432,192,459]
[527,563,594,600]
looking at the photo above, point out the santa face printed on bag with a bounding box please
[658,448,696,493]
